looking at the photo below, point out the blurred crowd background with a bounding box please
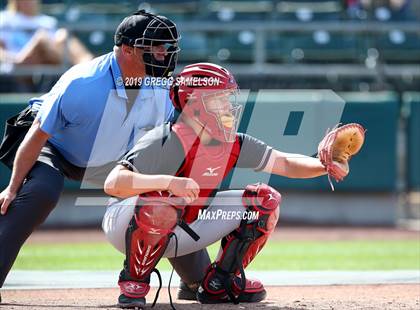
[0,0,419,228]
[0,0,419,93]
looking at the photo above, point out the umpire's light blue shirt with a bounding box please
[31,52,174,167]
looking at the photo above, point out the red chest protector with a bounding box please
[172,122,241,223]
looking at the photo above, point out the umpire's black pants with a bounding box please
[0,144,210,288]
[0,143,86,287]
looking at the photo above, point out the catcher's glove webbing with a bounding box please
[318,123,366,191]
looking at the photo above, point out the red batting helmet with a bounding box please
[170,63,242,142]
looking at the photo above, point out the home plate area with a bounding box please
[2,270,419,309]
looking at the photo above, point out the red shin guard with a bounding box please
[198,183,281,304]
[119,193,181,298]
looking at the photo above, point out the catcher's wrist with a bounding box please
[318,160,329,176]
[162,175,176,192]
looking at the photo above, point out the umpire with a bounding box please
[0,10,180,291]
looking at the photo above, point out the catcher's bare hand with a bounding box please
[168,177,200,204]
[0,186,17,215]
[318,123,366,189]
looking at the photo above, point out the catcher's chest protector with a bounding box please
[172,123,240,223]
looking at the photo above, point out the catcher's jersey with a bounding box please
[119,121,272,222]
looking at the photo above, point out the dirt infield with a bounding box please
[3,227,417,309]
[2,284,419,309]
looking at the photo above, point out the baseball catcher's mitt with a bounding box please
[318,123,366,190]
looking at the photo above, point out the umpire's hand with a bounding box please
[0,187,16,215]
[0,119,50,215]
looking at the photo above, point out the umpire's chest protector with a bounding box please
[172,123,241,223]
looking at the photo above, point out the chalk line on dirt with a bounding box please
[3,270,419,290]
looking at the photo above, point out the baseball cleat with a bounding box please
[197,268,266,304]
[177,281,199,301]
[117,280,149,309]
[118,294,146,309]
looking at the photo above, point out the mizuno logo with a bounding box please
[148,228,161,235]
[209,279,221,290]
[202,166,221,177]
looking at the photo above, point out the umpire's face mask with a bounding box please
[134,16,181,79]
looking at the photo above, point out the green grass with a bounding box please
[12,240,420,271]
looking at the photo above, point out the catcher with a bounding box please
[102,63,365,308]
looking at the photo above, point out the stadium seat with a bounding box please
[374,31,420,63]
[276,0,343,21]
[144,0,202,22]
[178,32,209,63]
[207,32,255,63]
[206,0,274,21]
[72,31,115,57]
[43,1,132,22]
[266,32,365,63]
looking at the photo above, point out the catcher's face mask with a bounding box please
[170,62,242,142]
[201,89,242,143]
[133,16,180,78]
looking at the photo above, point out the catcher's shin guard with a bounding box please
[118,194,181,307]
[197,183,281,304]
